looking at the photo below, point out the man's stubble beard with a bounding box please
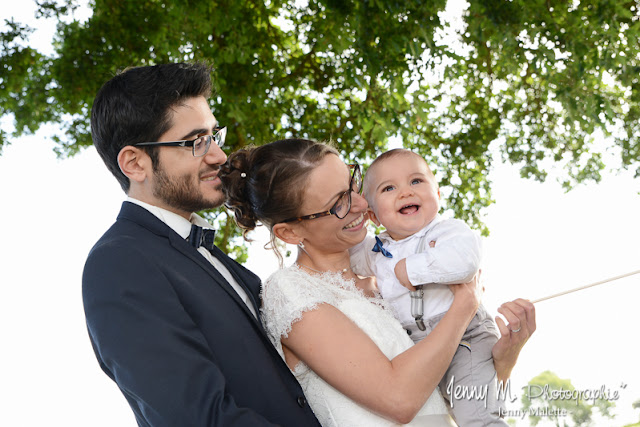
[152,164,224,214]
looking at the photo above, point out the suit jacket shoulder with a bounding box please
[83,202,320,426]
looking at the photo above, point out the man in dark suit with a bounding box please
[83,63,320,426]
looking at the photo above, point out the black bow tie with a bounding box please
[188,224,216,251]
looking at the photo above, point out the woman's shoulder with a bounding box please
[264,265,314,293]
[266,265,352,291]
[266,264,306,281]
[261,266,334,340]
[263,266,364,314]
[263,266,326,308]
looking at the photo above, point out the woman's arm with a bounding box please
[492,299,536,383]
[281,277,479,424]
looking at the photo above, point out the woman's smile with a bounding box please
[343,213,366,230]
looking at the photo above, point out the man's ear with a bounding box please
[367,208,381,227]
[272,222,304,245]
[118,146,151,184]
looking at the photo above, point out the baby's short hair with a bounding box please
[363,149,434,206]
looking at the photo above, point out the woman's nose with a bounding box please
[352,192,368,210]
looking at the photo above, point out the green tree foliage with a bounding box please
[2,0,640,256]
[521,370,615,426]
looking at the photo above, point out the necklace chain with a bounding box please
[295,262,350,275]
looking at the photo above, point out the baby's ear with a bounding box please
[367,208,381,227]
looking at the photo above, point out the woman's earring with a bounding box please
[298,241,311,258]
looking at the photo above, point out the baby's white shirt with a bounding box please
[350,215,482,327]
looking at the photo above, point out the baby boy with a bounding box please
[350,148,507,426]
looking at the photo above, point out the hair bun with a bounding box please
[220,148,259,232]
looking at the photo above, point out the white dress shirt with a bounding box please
[350,215,482,327]
[127,197,257,318]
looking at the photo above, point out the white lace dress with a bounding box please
[261,266,457,426]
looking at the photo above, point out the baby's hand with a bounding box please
[394,258,416,291]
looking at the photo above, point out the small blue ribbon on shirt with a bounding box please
[372,236,393,258]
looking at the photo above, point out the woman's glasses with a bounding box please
[283,164,362,223]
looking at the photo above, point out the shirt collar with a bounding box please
[378,214,443,245]
[126,197,212,239]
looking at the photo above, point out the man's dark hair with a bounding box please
[91,62,213,192]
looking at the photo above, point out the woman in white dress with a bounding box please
[221,139,535,426]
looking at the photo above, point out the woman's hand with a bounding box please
[492,299,536,383]
[447,272,481,314]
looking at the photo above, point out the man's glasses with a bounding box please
[283,164,362,223]
[134,126,227,157]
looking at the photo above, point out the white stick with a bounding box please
[531,269,640,304]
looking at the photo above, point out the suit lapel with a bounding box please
[208,245,262,314]
[118,202,266,331]
[168,233,264,325]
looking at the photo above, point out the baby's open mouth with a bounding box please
[399,204,419,215]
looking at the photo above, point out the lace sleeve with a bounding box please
[261,267,331,342]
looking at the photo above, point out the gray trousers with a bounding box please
[405,305,508,427]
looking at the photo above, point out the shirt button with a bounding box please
[297,396,307,407]
[406,329,412,335]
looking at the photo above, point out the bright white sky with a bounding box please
[1,1,639,426]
